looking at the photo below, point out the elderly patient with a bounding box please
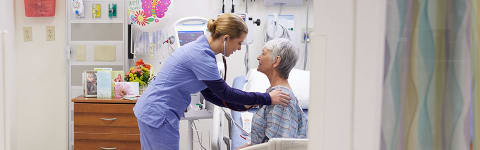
[249,38,308,145]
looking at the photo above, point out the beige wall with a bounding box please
[14,0,67,149]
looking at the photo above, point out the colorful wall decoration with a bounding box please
[128,0,172,31]
[381,0,479,149]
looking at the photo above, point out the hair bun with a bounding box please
[207,19,217,34]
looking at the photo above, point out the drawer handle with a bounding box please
[99,118,117,121]
[100,147,117,150]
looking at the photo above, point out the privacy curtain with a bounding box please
[381,0,479,149]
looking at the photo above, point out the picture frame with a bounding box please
[83,70,97,97]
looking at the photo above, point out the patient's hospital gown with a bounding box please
[250,86,308,144]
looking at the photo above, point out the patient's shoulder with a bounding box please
[270,86,298,103]
[269,86,294,96]
[267,86,302,111]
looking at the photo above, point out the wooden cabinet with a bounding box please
[73,98,140,150]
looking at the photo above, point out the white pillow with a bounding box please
[244,68,310,109]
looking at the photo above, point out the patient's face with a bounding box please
[257,48,274,74]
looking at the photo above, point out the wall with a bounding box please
[14,0,68,149]
[1,0,16,149]
[351,0,385,149]
[308,0,385,149]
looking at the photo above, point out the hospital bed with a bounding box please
[213,68,310,150]
[241,138,309,150]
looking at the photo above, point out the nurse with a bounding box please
[133,13,291,150]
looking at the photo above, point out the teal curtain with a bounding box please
[381,0,479,149]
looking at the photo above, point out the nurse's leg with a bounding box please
[137,119,180,150]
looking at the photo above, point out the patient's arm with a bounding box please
[200,88,249,111]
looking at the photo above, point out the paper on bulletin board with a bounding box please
[74,45,86,61]
[94,45,116,61]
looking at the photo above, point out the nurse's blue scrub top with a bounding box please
[133,35,221,128]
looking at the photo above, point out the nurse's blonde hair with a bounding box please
[207,13,248,39]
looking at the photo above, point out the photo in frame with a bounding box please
[83,70,97,97]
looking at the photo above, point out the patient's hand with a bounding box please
[269,89,290,106]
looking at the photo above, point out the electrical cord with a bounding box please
[222,56,227,80]
[220,107,251,137]
[231,0,235,13]
[192,120,208,150]
[223,0,226,13]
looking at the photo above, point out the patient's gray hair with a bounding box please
[263,38,298,79]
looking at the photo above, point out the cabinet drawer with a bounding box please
[75,126,139,134]
[74,112,138,127]
[75,140,140,150]
[75,132,140,141]
[74,103,135,113]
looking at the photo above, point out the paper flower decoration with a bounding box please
[129,0,171,31]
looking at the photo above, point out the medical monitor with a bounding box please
[177,31,204,46]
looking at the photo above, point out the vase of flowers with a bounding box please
[125,59,152,95]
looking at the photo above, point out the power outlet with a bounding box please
[46,26,55,41]
[24,26,32,42]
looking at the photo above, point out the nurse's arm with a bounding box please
[200,88,249,111]
[202,79,272,105]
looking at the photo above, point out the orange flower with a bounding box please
[136,59,145,66]
[144,64,151,70]
[134,68,142,74]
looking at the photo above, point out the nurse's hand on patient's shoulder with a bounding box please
[269,90,290,106]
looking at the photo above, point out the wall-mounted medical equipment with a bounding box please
[72,0,84,17]
[128,0,172,32]
[25,0,56,17]
[236,13,260,45]
[174,17,209,47]
[265,14,294,42]
[264,0,304,6]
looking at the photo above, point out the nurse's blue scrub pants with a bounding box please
[137,119,179,150]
